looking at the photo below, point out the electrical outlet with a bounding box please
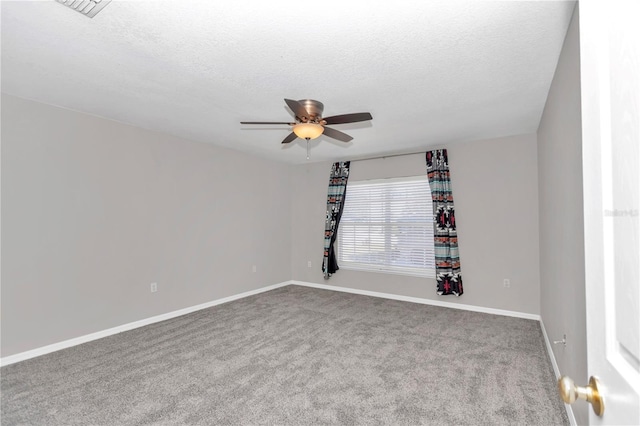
[503,279,511,288]
[307,261,312,268]
[150,282,158,293]
[252,265,257,273]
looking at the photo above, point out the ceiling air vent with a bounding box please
[55,0,112,18]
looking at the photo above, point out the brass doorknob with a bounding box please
[558,375,605,416]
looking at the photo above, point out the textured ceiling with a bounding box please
[1,1,575,164]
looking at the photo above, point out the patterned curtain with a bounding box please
[426,150,463,296]
[322,161,351,279]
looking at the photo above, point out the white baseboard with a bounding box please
[0,279,543,368]
[291,280,541,320]
[540,319,577,426]
[293,281,577,422]
[0,281,292,367]
[2,279,578,425]
[540,319,562,378]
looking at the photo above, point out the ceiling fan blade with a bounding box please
[323,112,373,125]
[322,126,353,142]
[240,121,294,125]
[281,132,298,144]
[284,99,310,122]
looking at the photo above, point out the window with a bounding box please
[338,176,435,278]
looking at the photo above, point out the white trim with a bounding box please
[349,175,429,185]
[0,280,576,424]
[0,280,544,368]
[291,280,540,320]
[340,263,436,279]
[540,319,561,379]
[540,319,577,426]
[0,281,292,367]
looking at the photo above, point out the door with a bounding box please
[579,0,640,424]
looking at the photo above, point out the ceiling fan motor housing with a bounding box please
[299,99,324,121]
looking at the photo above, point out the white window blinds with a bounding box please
[338,176,435,278]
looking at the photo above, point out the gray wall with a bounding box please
[291,134,541,315]
[1,94,292,357]
[537,6,587,426]
[2,8,583,370]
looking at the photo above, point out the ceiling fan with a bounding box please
[240,99,373,144]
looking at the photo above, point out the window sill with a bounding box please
[340,264,436,279]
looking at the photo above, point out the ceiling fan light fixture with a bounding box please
[293,123,323,140]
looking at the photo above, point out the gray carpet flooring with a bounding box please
[1,285,568,425]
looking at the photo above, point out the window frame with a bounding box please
[337,175,436,279]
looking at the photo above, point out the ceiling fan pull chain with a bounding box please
[306,139,310,160]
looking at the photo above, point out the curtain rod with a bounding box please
[347,150,428,163]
